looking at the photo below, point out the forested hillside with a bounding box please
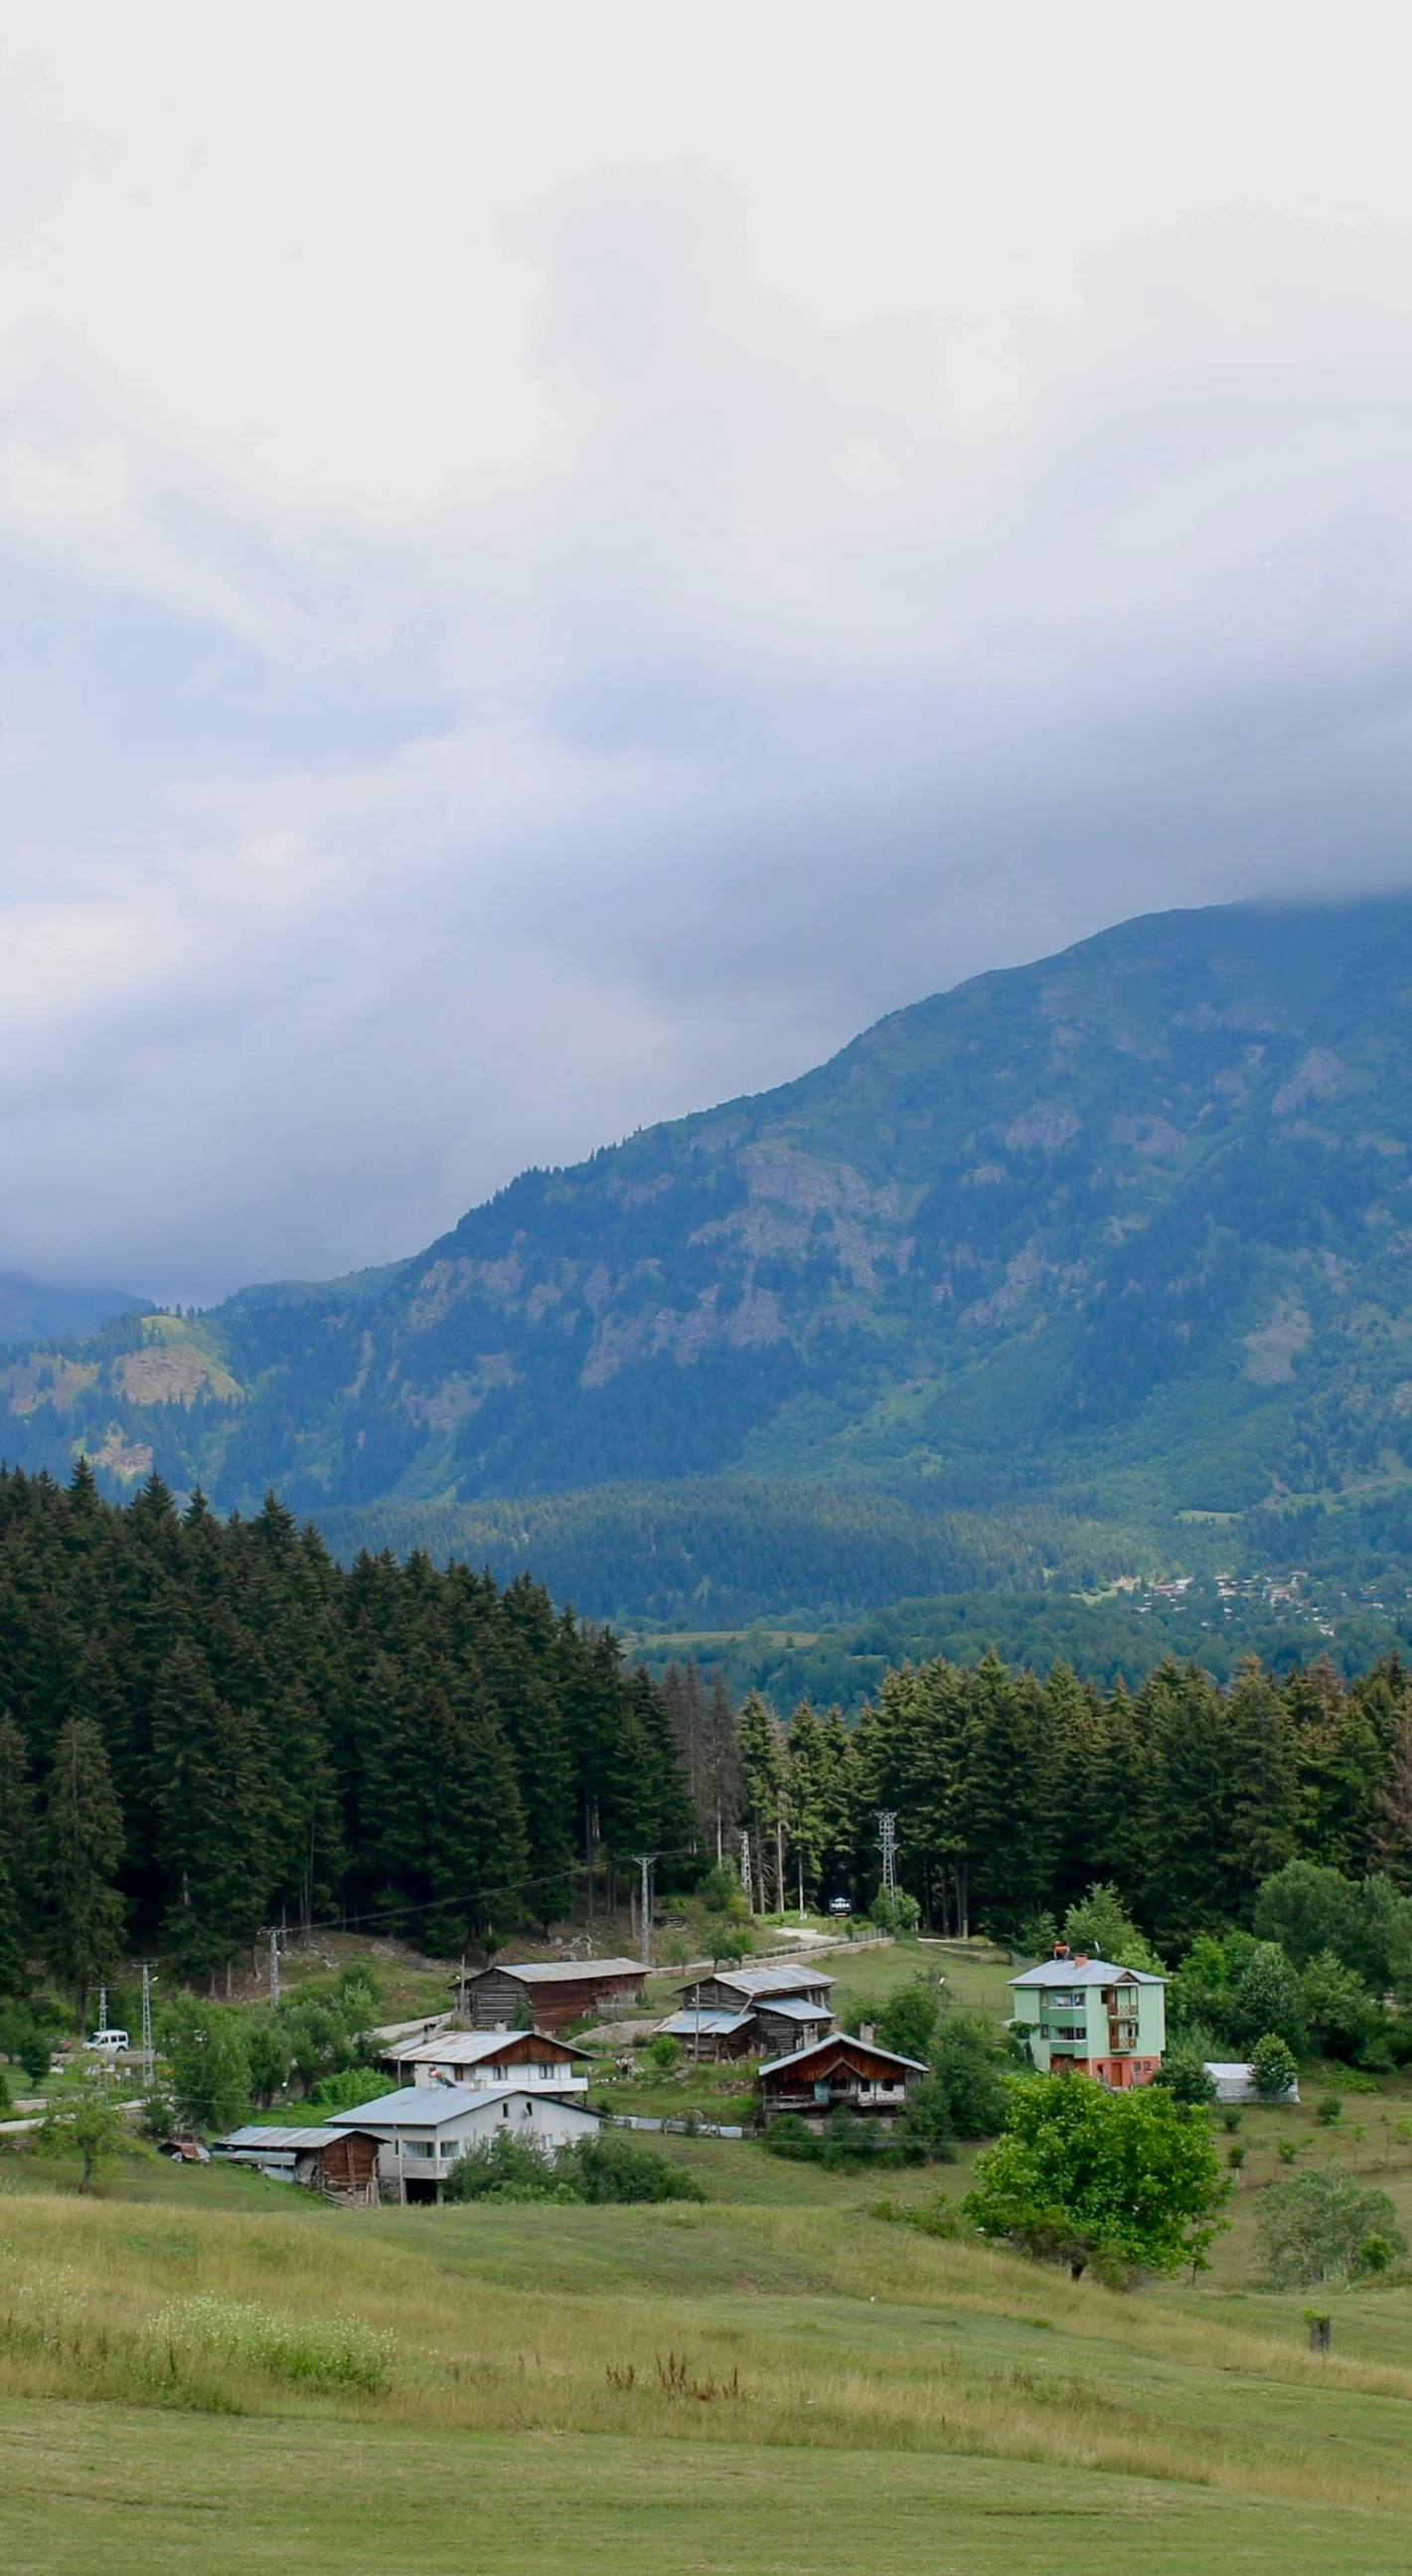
[9,892,1412,1619]
[6,1466,1412,2022]
[0,1466,696,2019]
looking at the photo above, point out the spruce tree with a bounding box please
[0,1711,37,1937]
[40,1715,124,2028]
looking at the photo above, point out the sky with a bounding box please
[4,5,1412,1302]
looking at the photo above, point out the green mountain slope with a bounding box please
[9,890,1412,1613]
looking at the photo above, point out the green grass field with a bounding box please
[6,2129,1412,2575]
[8,1933,1412,2573]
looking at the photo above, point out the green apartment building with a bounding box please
[1009,1947,1166,2087]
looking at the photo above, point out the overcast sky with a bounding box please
[4,6,1412,1301]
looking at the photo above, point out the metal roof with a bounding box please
[216,2125,351,2151]
[325,2083,594,2129]
[658,2009,754,2037]
[459,1958,643,1984]
[755,1996,834,2021]
[758,2033,928,2078]
[1010,1957,1166,1988]
[392,2029,592,2064]
[682,1964,835,1999]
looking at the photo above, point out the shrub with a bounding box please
[440,2133,570,2202]
[646,2034,682,2074]
[1221,2108,1243,2133]
[1153,2049,1216,2108]
[869,2192,966,2239]
[868,1890,921,1937]
[560,2134,706,2203]
[1318,2093,1343,2125]
[760,2113,819,2163]
[1250,2032,1300,2100]
[925,2012,1011,2139]
[309,2067,396,2115]
[1257,2170,1406,2288]
[1301,1950,1377,2063]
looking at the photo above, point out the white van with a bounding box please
[84,2028,129,2054]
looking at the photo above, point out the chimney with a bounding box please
[860,2020,876,2045]
[1074,1954,1089,1969]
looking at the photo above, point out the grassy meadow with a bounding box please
[8,1932,1412,2572]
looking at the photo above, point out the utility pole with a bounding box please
[141,1965,154,2091]
[798,1856,806,1923]
[96,1985,107,2038]
[634,1854,655,1969]
[269,1926,281,2009]
[877,1811,897,1909]
[775,1803,786,1924]
[738,1829,753,1912]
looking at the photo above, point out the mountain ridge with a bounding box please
[7,888,1412,1615]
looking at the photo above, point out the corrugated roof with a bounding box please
[217,2126,350,2151]
[460,1958,643,1985]
[755,1997,834,2022]
[392,2030,592,2064]
[1010,1958,1166,1988]
[682,1964,835,1999]
[757,2034,928,2078]
[658,2010,754,2036]
[325,2083,596,2129]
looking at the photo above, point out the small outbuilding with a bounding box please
[212,2125,381,2205]
[453,1957,646,2031]
[1205,2060,1301,2105]
[678,1963,835,2014]
[757,2031,926,2126]
[656,2007,758,2062]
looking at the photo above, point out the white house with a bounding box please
[326,2083,601,2202]
[381,2026,591,2093]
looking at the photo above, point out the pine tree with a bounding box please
[40,1715,124,2027]
[0,1711,36,1936]
[959,1654,1057,1936]
[0,1848,25,1999]
[1139,1662,1231,1950]
[736,1691,788,1909]
[1222,1658,1300,1917]
[147,1640,277,1979]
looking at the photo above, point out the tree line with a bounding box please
[679,1643,1412,1950]
[0,1465,696,2024]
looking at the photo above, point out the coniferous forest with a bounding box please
[0,1464,698,2022]
[5,1462,1412,2035]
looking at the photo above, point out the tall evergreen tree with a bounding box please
[40,1715,124,2027]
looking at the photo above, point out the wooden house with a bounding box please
[382,2026,592,2091]
[212,2125,381,2205]
[453,1957,646,2031]
[756,2031,926,2126]
[676,1963,835,2015]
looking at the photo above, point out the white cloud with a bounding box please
[1,6,1412,1295]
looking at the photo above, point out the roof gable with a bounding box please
[758,2033,927,2079]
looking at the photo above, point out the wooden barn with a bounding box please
[677,1963,835,2015]
[212,2125,381,2205]
[452,1956,646,2031]
[756,2031,927,2127]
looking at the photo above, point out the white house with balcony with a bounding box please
[326,2083,601,2203]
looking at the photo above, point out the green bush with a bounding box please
[308,2067,396,2115]
[1153,2049,1217,2108]
[1250,2032,1300,2100]
[646,2034,682,2074]
[560,2133,706,2202]
[441,2133,570,2202]
[861,1976,938,2061]
[868,1890,921,1937]
[1318,2093,1343,2125]
[1257,2170,1406,2288]
[924,2012,1011,2139]
[760,2113,819,2163]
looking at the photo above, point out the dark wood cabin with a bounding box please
[756,2032,926,2127]
[212,2125,381,2205]
[453,1957,646,2031]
